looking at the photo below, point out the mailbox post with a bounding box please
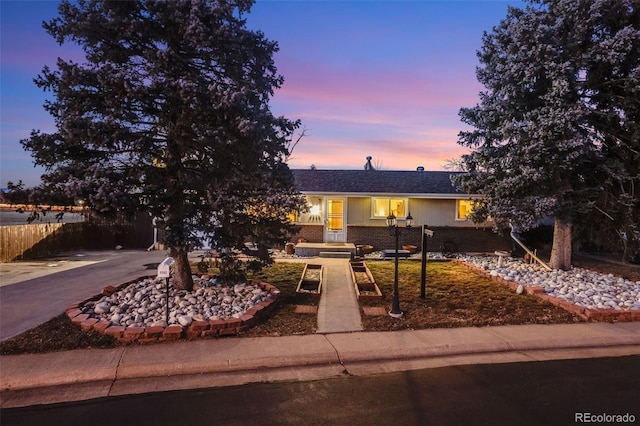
[420,225,434,299]
[157,257,174,326]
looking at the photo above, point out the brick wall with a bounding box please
[418,226,513,253]
[289,224,323,243]
[290,224,512,253]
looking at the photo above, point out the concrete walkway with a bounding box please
[315,258,363,334]
[273,256,364,333]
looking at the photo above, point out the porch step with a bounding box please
[319,251,353,259]
[294,242,356,257]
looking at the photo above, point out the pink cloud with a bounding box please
[270,56,483,148]
[287,130,471,172]
[287,147,469,172]
[270,48,482,173]
[275,54,482,108]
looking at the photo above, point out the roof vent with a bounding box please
[417,166,425,172]
[364,156,375,171]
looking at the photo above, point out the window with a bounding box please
[327,199,344,230]
[456,199,475,220]
[286,211,299,223]
[246,199,298,222]
[373,198,407,218]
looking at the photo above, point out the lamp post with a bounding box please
[386,211,413,318]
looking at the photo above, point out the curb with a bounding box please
[2,324,640,408]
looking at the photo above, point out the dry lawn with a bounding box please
[361,260,581,331]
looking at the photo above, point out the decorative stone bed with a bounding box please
[65,275,280,342]
[454,256,640,323]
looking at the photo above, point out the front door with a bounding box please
[324,198,346,242]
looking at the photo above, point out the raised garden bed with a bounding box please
[296,263,323,294]
[350,261,382,300]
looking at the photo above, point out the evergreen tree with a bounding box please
[455,0,640,269]
[19,0,306,289]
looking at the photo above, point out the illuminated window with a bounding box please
[246,199,297,222]
[372,198,407,218]
[286,211,299,223]
[327,199,343,230]
[456,200,475,220]
[327,217,343,230]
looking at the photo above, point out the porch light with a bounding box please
[386,212,397,227]
[406,211,413,228]
[310,198,322,217]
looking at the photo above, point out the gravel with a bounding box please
[81,276,269,328]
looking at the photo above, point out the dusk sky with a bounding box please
[1,0,525,187]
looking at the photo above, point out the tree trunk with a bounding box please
[549,218,572,270]
[170,245,194,291]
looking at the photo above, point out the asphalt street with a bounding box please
[3,355,639,426]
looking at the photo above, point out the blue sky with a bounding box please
[0,0,525,186]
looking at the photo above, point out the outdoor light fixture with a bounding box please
[387,211,413,318]
[386,212,397,227]
[406,212,413,228]
[310,198,322,220]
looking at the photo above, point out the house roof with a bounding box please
[291,169,465,196]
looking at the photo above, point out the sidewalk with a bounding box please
[2,322,640,408]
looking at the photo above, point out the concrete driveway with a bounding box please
[0,250,172,341]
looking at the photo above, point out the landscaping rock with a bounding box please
[81,277,270,329]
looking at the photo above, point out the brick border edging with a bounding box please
[452,259,640,323]
[65,277,280,343]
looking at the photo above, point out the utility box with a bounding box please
[157,257,174,278]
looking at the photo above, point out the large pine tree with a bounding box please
[20,0,307,289]
[455,0,640,269]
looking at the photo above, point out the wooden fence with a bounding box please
[0,217,153,262]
